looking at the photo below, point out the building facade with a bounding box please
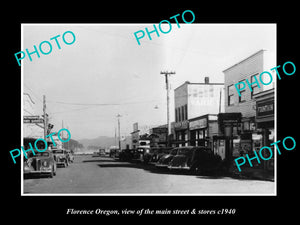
[222,49,275,173]
[131,122,140,149]
[189,114,218,149]
[223,49,275,132]
[173,77,224,147]
[149,124,168,147]
[254,88,275,171]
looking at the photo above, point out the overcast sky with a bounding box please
[22,23,276,140]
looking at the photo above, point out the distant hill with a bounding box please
[62,138,84,150]
[78,136,131,149]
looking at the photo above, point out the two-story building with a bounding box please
[222,49,275,171]
[173,77,225,147]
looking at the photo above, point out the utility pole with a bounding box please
[160,71,175,146]
[117,114,122,150]
[62,120,64,148]
[114,126,117,146]
[219,88,222,113]
[67,126,69,150]
[43,95,47,141]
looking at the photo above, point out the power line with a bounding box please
[47,99,162,106]
[23,84,43,103]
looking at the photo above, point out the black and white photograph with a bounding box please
[21,23,276,195]
[4,4,298,221]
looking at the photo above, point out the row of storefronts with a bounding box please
[131,49,275,175]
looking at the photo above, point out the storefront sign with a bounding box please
[218,113,242,135]
[24,115,44,123]
[257,100,274,117]
[218,113,242,125]
[24,115,40,120]
[189,118,207,130]
[174,120,189,130]
[152,127,167,134]
[24,119,44,123]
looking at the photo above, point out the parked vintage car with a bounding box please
[52,149,69,167]
[168,146,221,174]
[119,149,135,161]
[132,146,150,163]
[24,150,57,178]
[155,148,179,168]
[109,146,120,158]
[147,147,173,164]
[99,148,106,156]
[93,151,100,157]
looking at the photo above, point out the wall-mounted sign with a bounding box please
[257,100,274,118]
[174,120,189,130]
[23,115,44,123]
[189,118,207,130]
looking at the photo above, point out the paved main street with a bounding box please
[23,154,275,195]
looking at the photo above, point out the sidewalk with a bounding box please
[231,167,274,181]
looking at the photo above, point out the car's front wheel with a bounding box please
[49,169,54,178]
[53,165,56,176]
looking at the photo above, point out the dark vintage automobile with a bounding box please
[168,146,222,174]
[132,146,150,163]
[52,149,69,167]
[155,148,179,168]
[147,147,173,164]
[24,150,57,178]
[119,149,135,161]
[99,148,106,156]
[109,147,120,158]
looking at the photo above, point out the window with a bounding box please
[228,85,234,106]
[184,104,188,120]
[181,106,185,121]
[250,74,259,98]
[175,108,178,122]
[238,80,246,102]
[178,107,181,121]
[243,121,250,131]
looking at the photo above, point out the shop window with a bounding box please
[199,130,204,139]
[228,85,234,106]
[238,80,246,103]
[243,121,250,131]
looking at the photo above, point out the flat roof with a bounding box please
[223,49,265,73]
[174,81,224,91]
